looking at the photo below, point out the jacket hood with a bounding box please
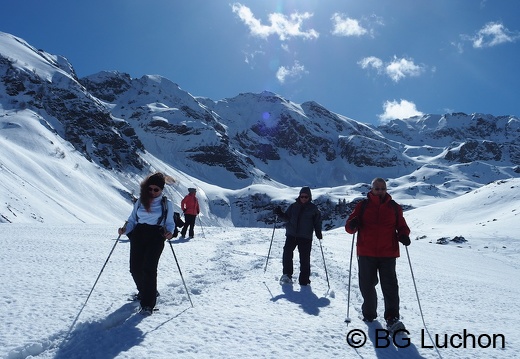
[299,186,312,201]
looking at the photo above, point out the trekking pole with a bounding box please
[318,237,330,290]
[168,240,194,307]
[264,215,277,273]
[198,215,206,238]
[405,246,443,359]
[345,232,356,324]
[61,222,127,346]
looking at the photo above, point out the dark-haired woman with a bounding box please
[118,172,175,315]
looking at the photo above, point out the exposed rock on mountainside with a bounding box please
[1,31,520,226]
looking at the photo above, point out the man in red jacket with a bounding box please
[345,177,411,332]
[180,188,200,239]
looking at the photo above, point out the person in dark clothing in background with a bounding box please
[345,177,411,332]
[274,186,322,286]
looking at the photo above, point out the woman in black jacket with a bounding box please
[275,186,322,286]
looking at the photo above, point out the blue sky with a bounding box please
[2,0,519,125]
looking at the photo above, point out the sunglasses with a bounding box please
[300,195,309,199]
[148,186,161,193]
[373,187,386,191]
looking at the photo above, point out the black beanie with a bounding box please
[299,186,312,200]
[147,173,165,189]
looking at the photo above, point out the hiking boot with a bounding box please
[386,317,406,332]
[362,317,375,323]
[139,306,153,316]
[279,274,293,284]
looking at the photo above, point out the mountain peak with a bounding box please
[1,31,519,227]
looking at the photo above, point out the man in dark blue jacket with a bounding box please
[275,186,323,286]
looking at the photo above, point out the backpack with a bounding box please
[174,212,185,228]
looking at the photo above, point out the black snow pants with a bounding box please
[129,224,165,308]
[357,256,400,321]
[181,214,196,238]
[282,235,312,285]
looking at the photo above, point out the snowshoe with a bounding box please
[279,274,293,285]
[139,306,154,316]
[386,317,406,333]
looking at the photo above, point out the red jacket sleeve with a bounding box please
[345,202,362,234]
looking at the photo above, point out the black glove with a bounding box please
[399,235,411,246]
[274,206,284,216]
[316,232,323,240]
[349,217,359,231]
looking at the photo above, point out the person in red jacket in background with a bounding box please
[180,188,200,239]
[345,177,411,332]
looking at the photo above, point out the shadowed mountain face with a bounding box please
[1,31,519,227]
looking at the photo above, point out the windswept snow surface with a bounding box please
[2,180,520,359]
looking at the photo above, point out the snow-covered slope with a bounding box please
[2,179,519,359]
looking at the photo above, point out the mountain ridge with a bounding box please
[1,31,519,227]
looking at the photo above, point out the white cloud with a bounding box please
[471,22,520,48]
[358,56,425,82]
[358,56,383,70]
[276,61,307,83]
[385,56,424,82]
[378,99,424,123]
[231,3,319,41]
[331,13,368,37]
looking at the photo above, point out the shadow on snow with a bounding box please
[271,284,331,316]
[54,302,145,359]
[365,320,425,359]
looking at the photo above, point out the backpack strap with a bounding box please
[389,199,399,224]
[157,196,168,226]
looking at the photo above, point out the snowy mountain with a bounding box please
[1,31,520,359]
[1,31,520,228]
